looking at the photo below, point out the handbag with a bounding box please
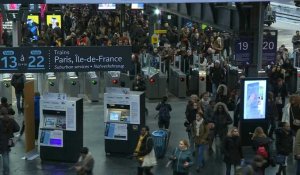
[141,149,157,167]
[291,108,300,126]
[8,138,15,147]
[275,154,286,165]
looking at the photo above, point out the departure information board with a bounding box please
[0,46,132,73]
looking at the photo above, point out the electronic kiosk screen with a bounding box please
[243,79,267,120]
[109,111,121,121]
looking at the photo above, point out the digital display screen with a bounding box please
[131,3,144,9]
[243,79,267,120]
[109,111,121,121]
[27,14,40,41]
[46,14,62,29]
[4,4,21,11]
[98,4,116,10]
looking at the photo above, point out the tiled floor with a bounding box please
[2,96,298,175]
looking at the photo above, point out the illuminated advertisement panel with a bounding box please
[46,14,62,29]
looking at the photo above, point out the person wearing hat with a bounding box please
[74,147,94,175]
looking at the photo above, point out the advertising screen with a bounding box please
[131,3,144,9]
[27,14,40,41]
[46,14,62,29]
[4,4,21,11]
[98,4,116,10]
[243,79,267,120]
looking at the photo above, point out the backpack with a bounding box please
[256,146,269,158]
[159,104,170,121]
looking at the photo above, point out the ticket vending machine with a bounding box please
[104,88,145,155]
[39,94,83,162]
[46,72,59,93]
[85,72,99,102]
[0,73,12,103]
[64,72,80,97]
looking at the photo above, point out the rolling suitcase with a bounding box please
[151,129,170,158]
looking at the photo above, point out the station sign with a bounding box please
[0,46,132,73]
[234,30,277,65]
[234,37,253,65]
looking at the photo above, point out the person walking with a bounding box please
[0,107,20,175]
[275,122,293,175]
[213,102,233,142]
[294,128,300,175]
[192,112,209,172]
[11,73,26,115]
[134,126,156,175]
[0,97,15,116]
[156,96,172,129]
[223,127,243,175]
[170,139,193,175]
[251,127,272,175]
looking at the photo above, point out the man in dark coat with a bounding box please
[11,73,26,114]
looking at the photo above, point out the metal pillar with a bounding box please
[247,2,265,77]
[12,20,20,47]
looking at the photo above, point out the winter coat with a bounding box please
[0,116,20,153]
[275,128,293,155]
[156,102,172,121]
[185,103,197,124]
[192,120,209,145]
[213,102,233,137]
[294,129,300,157]
[132,79,146,91]
[11,74,26,93]
[170,148,193,173]
[223,136,243,164]
[137,134,153,157]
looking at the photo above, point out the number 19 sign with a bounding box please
[234,37,253,64]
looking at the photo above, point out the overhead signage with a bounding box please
[235,30,278,65]
[234,37,253,64]
[262,30,277,65]
[154,30,167,34]
[1,0,45,3]
[0,46,132,73]
[46,0,268,3]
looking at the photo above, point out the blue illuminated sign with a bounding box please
[0,46,132,73]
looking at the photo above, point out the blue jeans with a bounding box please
[16,91,24,114]
[297,160,300,175]
[2,151,9,175]
[196,144,206,167]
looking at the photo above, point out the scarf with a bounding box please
[195,119,203,136]
[135,134,146,153]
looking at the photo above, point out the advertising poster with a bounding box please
[243,79,267,120]
[66,101,76,131]
[40,130,63,147]
[104,123,127,140]
[27,14,40,41]
[46,14,62,29]
[130,95,140,124]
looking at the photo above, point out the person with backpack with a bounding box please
[251,127,272,175]
[0,107,20,175]
[10,73,26,115]
[275,122,293,175]
[156,96,172,129]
